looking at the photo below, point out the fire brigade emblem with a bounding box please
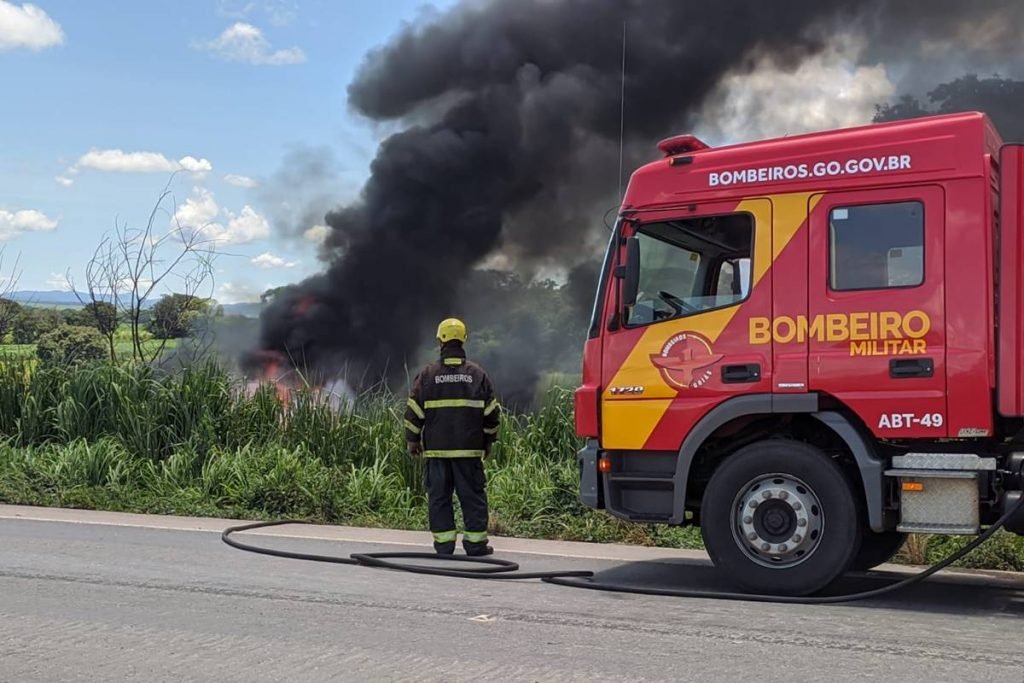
[650,332,724,390]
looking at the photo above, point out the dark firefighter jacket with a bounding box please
[404,345,500,458]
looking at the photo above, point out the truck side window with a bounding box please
[627,214,753,326]
[829,201,924,290]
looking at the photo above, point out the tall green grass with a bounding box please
[0,358,1020,569]
[0,359,700,549]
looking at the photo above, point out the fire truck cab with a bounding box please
[575,112,1024,595]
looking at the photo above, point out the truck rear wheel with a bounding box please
[700,440,862,596]
[850,531,907,571]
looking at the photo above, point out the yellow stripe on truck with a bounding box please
[599,193,818,450]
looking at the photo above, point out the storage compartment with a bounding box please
[885,469,980,534]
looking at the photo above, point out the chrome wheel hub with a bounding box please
[732,474,824,568]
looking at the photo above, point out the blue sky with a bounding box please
[0,0,456,302]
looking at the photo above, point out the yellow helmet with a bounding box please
[436,318,468,344]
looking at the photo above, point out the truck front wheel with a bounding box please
[850,531,907,571]
[700,440,862,596]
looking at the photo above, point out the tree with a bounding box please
[36,325,108,366]
[0,249,24,339]
[13,308,63,345]
[65,301,119,359]
[875,74,1024,140]
[67,176,219,363]
[147,293,210,339]
[0,298,22,340]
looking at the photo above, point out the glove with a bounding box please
[407,441,422,458]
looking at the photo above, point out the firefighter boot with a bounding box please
[434,540,456,556]
[464,542,493,557]
[462,530,492,556]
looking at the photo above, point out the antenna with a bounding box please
[617,19,627,204]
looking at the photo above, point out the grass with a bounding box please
[0,359,702,550]
[0,339,177,361]
[0,344,36,359]
[0,358,1019,571]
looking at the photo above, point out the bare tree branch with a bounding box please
[0,247,24,340]
[72,176,221,364]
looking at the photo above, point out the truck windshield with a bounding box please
[627,213,753,326]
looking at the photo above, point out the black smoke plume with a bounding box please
[247,0,1024,404]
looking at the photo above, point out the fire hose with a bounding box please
[222,492,1024,605]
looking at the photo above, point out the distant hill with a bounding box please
[220,302,261,318]
[6,290,95,306]
[4,291,262,318]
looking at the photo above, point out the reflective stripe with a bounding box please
[463,530,488,543]
[483,399,500,416]
[424,399,485,409]
[432,530,457,543]
[406,398,425,419]
[424,449,485,458]
[403,419,422,435]
[443,358,464,366]
[483,426,499,435]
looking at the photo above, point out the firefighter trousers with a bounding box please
[424,457,489,553]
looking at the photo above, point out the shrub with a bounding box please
[36,325,108,366]
[147,294,210,339]
[13,308,63,344]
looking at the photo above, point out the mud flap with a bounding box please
[578,439,602,509]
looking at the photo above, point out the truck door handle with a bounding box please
[721,364,761,384]
[889,358,934,379]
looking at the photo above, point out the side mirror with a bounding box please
[621,236,640,307]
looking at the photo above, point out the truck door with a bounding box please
[807,186,947,437]
[600,199,772,451]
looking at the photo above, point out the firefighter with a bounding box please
[404,318,501,556]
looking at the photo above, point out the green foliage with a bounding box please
[875,74,1024,140]
[35,325,108,366]
[147,294,211,339]
[13,307,63,344]
[0,298,22,338]
[0,359,1017,570]
[66,301,119,336]
[923,532,1024,572]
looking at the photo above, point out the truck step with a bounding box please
[627,513,673,522]
[608,472,674,483]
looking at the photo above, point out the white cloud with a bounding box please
[172,187,270,246]
[0,208,58,240]
[178,156,213,174]
[174,187,220,228]
[225,205,271,243]
[0,1,64,51]
[696,34,895,144]
[76,149,177,173]
[45,272,71,291]
[224,173,258,188]
[251,252,297,269]
[303,224,329,244]
[217,281,265,304]
[217,0,297,27]
[55,175,73,187]
[70,148,213,177]
[198,22,305,65]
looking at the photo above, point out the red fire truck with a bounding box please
[574,111,1024,595]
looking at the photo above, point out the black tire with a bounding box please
[850,530,907,571]
[700,440,862,596]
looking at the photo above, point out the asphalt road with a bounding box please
[1,506,1023,682]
